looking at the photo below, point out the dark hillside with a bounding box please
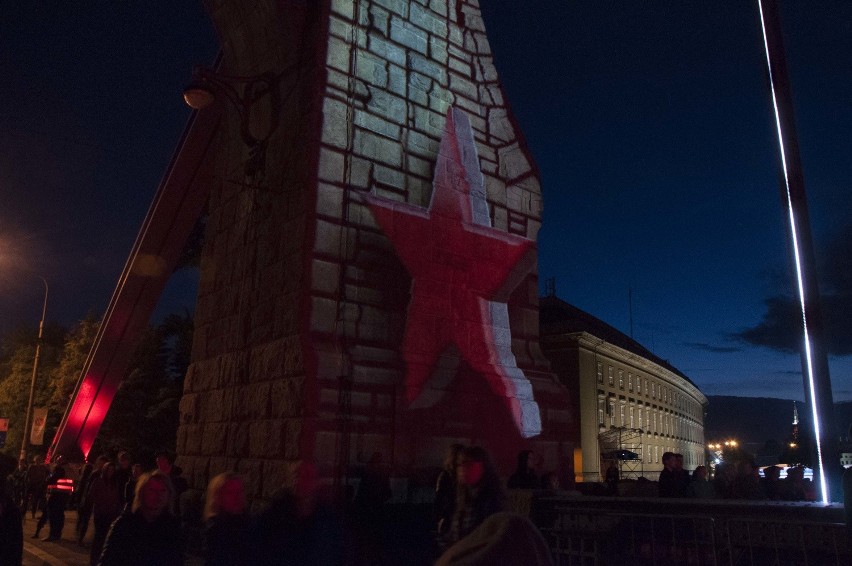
[705,396,852,458]
[705,396,801,447]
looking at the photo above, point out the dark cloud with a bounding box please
[697,377,805,401]
[684,342,742,353]
[736,295,801,353]
[737,292,852,355]
[737,224,852,356]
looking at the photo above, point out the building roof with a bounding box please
[539,294,695,387]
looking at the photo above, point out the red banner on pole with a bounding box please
[31,408,47,445]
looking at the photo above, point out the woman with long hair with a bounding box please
[97,471,182,566]
[450,446,505,542]
[203,472,252,566]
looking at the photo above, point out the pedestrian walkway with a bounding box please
[21,509,205,566]
[22,511,89,566]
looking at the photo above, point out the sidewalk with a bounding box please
[21,509,205,566]
[22,510,89,566]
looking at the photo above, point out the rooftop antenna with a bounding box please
[545,277,556,298]
[628,287,634,339]
[791,401,800,444]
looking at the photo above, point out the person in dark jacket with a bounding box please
[11,458,28,508]
[73,461,94,510]
[0,453,23,566]
[658,452,688,498]
[507,450,540,490]
[604,462,619,495]
[732,459,765,500]
[24,456,48,520]
[762,465,782,500]
[253,461,347,566]
[78,455,109,544]
[97,471,182,566]
[202,472,252,566]
[34,455,68,541]
[123,464,142,512]
[155,452,188,517]
[87,462,124,566]
[450,446,505,543]
[435,444,464,535]
[688,465,715,499]
[113,453,131,489]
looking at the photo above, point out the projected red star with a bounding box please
[366,107,541,437]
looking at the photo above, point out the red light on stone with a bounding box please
[365,107,541,438]
[56,373,106,460]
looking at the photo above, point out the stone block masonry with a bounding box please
[178,0,577,503]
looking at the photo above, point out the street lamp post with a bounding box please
[19,277,48,462]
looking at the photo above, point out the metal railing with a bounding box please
[722,517,849,566]
[533,498,851,565]
[543,510,717,565]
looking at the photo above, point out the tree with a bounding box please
[0,310,193,464]
[92,312,193,464]
[0,323,65,458]
[46,314,100,435]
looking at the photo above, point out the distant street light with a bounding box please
[19,276,48,462]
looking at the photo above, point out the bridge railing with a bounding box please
[525,494,851,565]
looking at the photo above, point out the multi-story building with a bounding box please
[540,295,707,483]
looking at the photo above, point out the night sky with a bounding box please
[1,2,850,402]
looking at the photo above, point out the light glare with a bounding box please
[757,0,828,504]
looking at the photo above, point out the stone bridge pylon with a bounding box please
[53,0,577,500]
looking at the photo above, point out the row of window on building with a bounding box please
[597,363,701,421]
[597,395,701,444]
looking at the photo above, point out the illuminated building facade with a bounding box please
[540,295,707,482]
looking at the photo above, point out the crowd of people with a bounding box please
[3,450,188,566]
[1,450,352,565]
[4,445,555,565]
[656,450,818,501]
[2,443,839,565]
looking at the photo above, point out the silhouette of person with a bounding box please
[253,461,347,566]
[0,453,23,566]
[353,452,391,520]
[507,450,540,490]
[604,462,619,495]
[203,472,252,566]
[658,452,687,497]
[435,444,464,535]
[35,455,69,541]
[155,451,188,516]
